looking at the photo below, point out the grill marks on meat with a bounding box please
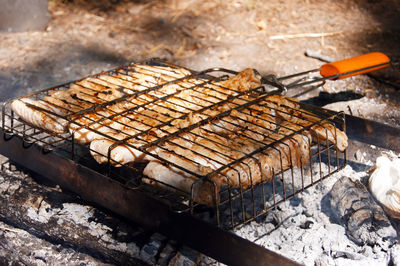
[9,63,347,205]
[11,64,192,129]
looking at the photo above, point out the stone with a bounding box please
[140,233,166,265]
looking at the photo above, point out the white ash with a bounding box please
[321,75,375,95]
[24,197,141,256]
[57,203,95,225]
[379,150,400,161]
[0,174,22,195]
[391,244,400,265]
[354,149,375,166]
[324,97,387,118]
[198,162,400,266]
[26,199,54,223]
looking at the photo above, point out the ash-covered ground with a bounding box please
[232,161,400,266]
[196,147,400,266]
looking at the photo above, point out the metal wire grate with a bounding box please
[1,59,347,229]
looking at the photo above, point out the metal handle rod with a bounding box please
[273,61,391,91]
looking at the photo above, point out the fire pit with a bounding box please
[1,1,400,265]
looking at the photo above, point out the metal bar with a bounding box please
[283,62,390,89]
[345,114,400,152]
[0,128,300,266]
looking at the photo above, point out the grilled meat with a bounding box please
[90,138,156,165]
[84,68,265,165]
[10,98,68,133]
[143,160,217,205]
[261,95,348,151]
[142,127,312,205]
[9,62,347,206]
[11,64,192,132]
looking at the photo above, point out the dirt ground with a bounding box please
[1,0,400,121]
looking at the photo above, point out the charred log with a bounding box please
[0,160,198,265]
[328,175,397,246]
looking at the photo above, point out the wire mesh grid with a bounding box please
[1,59,347,229]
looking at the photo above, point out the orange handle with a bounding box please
[320,52,390,79]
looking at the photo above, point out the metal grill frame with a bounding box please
[1,59,347,230]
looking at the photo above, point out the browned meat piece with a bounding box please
[219,68,262,92]
[90,138,156,165]
[11,64,194,132]
[84,68,265,165]
[143,161,217,205]
[261,95,348,152]
[10,98,68,133]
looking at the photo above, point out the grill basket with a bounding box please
[1,59,347,229]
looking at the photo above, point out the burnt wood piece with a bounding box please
[328,176,397,245]
[0,161,202,265]
[0,161,150,265]
[0,220,115,265]
[0,129,300,266]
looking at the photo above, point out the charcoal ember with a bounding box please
[331,250,364,260]
[168,246,199,266]
[300,220,314,229]
[329,176,397,245]
[140,233,166,265]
